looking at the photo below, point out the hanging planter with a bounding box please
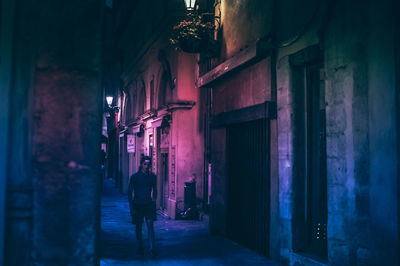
[169,13,217,54]
[178,37,215,53]
[178,38,202,53]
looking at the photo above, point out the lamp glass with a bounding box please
[184,0,195,10]
[106,96,113,106]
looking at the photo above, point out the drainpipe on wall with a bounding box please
[203,86,212,212]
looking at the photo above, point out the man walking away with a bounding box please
[128,156,158,258]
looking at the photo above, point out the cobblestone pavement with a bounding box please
[100,179,281,266]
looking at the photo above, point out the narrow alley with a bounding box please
[100,178,280,265]
[1,0,399,265]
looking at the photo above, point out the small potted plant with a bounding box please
[169,13,217,54]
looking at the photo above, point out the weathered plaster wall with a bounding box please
[30,1,103,265]
[210,128,227,234]
[212,58,271,115]
[323,1,398,265]
[1,0,103,264]
[276,55,295,258]
[174,53,204,203]
[323,1,371,264]
[173,108,204,204]
[177,53,197,100]
[367,0,398,264]
[220,0,272,59]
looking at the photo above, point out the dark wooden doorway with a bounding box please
[226,118,270,256]
[305,63,327,258]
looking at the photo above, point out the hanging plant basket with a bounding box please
[178,37,216,53]
[179,38,202,53]
[170,14,217,54]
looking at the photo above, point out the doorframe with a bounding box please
[289,45,327,258]
[211,101,275,128]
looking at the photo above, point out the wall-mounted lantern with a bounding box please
[105,96,120,128]
[106,96,120,112]
[184,0,196,11]
[106,96,113,107]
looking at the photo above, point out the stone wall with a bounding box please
[211,0,399,264]
[276,0,399,265]
[323,0,398,264]
[1,0,104,265]
[367,1,398,264]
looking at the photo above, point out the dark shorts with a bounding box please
[131,202,156,224]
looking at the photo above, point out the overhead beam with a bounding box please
[198,39,272,88]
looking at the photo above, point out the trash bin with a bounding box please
[178,180,198,220]
[184,181,196,210]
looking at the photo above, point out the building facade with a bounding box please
[103,0,400,264]
[197,0,399,265]
[108,0,400,264]
[112,0,206,219]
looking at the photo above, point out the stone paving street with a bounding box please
[100,179,281,266]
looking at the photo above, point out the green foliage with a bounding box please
[169,13,216,53]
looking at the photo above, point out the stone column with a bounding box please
[2,0,104,265]
[30,1,104,264]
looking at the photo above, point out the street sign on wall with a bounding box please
[127,134,135,153]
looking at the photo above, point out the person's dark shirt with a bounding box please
[128,171,157,205]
